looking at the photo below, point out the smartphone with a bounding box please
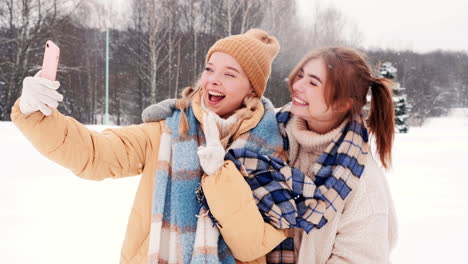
[40,40,60,81]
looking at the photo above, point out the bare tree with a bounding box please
[0,0,71,120]
[179,0,204,82]
[305,2,363,49]
[260,0,301,104]
[127,0,173,105]
[209,0,266,37]
[219,0,242,36]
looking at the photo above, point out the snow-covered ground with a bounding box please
[1,109,467,263]
[388,108,468,263]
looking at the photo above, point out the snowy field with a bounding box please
[1,109,467,264]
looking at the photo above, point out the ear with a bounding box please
[249,86,256,96]
[333,98,353,113]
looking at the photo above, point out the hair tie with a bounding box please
[370,81,380,89]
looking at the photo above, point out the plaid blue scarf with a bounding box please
[225,103,369,264]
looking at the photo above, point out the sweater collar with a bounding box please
[286,115,348,164]
[290,116,347,154]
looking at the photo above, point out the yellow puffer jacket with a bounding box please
[11,95,286,264]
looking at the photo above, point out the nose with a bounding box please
[207,72,222,86]
[292,78,305,93]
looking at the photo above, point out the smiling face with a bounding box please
[290,58,331,120]
[290,58,348,133]
[200,52,254,118]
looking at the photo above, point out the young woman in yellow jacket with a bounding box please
[145,47,398,264]
[12,29,288,264]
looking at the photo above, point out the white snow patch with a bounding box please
[1,108,468,263]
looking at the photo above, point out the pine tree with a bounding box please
[379,62,411,133]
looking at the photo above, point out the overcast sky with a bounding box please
[297,0,468,53]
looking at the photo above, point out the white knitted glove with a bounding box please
[19,71,63,116]
[197,112,225,176]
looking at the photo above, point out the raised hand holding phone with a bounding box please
[19,40,63,116]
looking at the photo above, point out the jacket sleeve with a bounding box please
[201,160,287,262]
[326,213,391,264]
[11,98,163,181]
[326,158,397,264]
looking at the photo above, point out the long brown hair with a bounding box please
[288,47,395,168]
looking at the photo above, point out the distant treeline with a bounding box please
[1,0,467,125]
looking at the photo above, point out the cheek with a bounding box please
[228,80,250,98]
[230,90,247,106]
[307,100,330,116]
[308,89,327,105]
[199,76,208,87]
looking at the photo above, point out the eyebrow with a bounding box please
[308,74,322,84]
[226,66,240,74]
[300,68,322,84]
[207,63,240,74]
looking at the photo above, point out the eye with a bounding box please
[225,73,235,78]
[297,72,304,79]
[309,81,317,87]
[205,67,213,72]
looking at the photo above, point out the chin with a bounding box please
[290,105,311,120]
[204,104,224,116]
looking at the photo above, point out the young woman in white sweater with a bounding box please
[144,46,398,264]
[270,47,399,263]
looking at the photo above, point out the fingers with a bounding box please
[26,73,61,90]
[33,83,63,110]
[204,112,220,143]
[197,144,225,175]
[36,94,59,109]
[23,76,62,96]
[202,114,214,146]
[37,103,52,116]
[29,97,52,116]
[34,70,42,77]
[37,85,63,102]
[26,75,63,102]
[21,74,63,116]
[25,74,60,89]
[23,76,35,87]
[34,77,60,90]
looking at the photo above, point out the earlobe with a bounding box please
[334,98,353,113]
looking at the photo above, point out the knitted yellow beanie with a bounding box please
[206,29,280,97]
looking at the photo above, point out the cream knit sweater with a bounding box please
[286,116,398,264]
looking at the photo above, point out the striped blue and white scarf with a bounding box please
[147,98,284,264]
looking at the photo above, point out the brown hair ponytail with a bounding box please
[175,86,199,137]
[367,78,395,168]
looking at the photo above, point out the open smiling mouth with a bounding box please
[208,90,226,104]
[293,96,309,106]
